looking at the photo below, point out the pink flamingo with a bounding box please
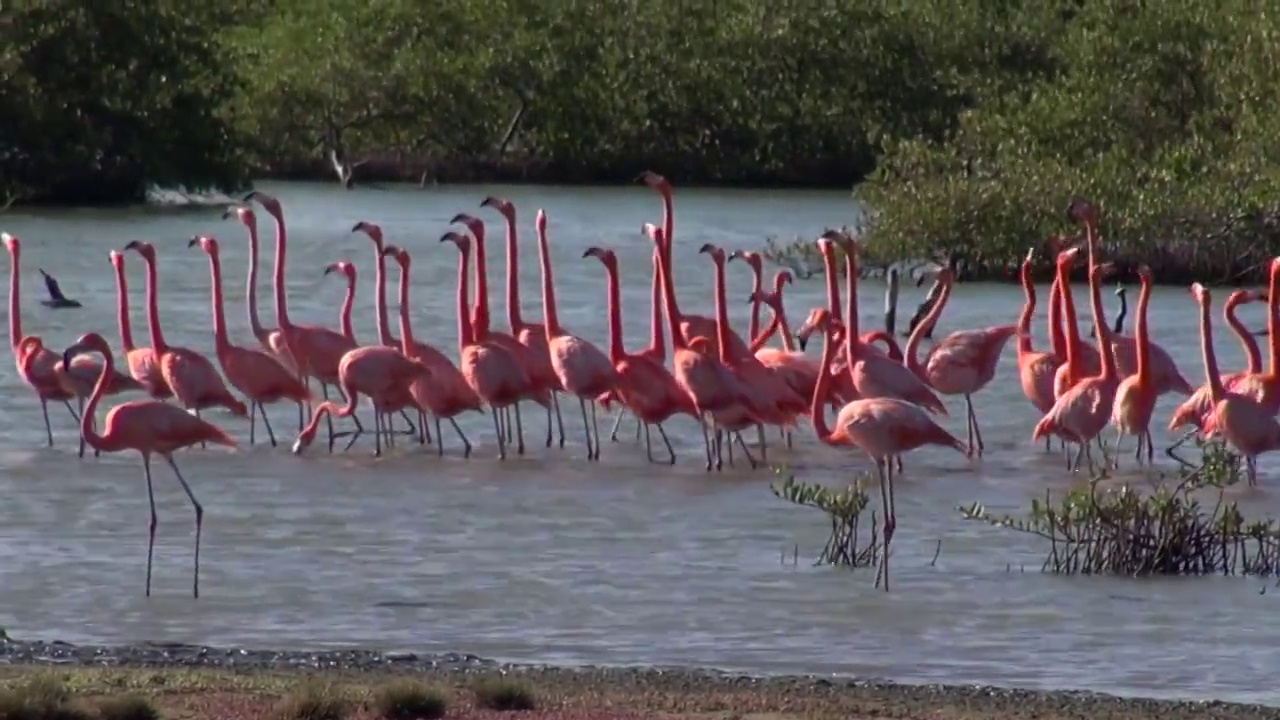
[188,236,309,447]
[480,196,567,448]
[1110,264,1156,467]
[821,233,947,415]
[1169,289,1267,437]
[222,206,296,373]
[450,214,554,454]
[701,243,808,456]
[808,312,968,591]
[61,332,235,598]
[382,244,484,458]
[290,347,433,457]
[1189,280,1280,486]
[1217,257,1280,415]
[322,261,358,344]
[122,242,247,429]
[244,191,362,450]
[636,174,750,357]
[441,231,541,460]
[1032,250,1119,472]
[109,250,172,402]
[535,210,619,461]
[748,273,827,436]
[729,250,771,343]
[649,226,754,471]
[903,265,1019,458]
[603,244,672,443]
[1016,249,1063,451]
[584,245,696,464]
[3,233,81,446]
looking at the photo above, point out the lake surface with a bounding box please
[2,180,1279,705]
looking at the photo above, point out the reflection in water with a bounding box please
[1,182,1279,705]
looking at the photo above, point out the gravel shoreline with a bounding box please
[0,636,1276,719]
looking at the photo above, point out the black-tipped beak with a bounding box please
[187,238,199,248]
[350,222,362,233]
[323,266,335,276]
[449,213,468,225]
[698,243,715,255]
[439,233,451,244]
[581,249,592,259]
[797,335,809,352]
[61,348,75,372]
[221,209,232,220]
[243,191,258,202]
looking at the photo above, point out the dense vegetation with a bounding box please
[5,1,1279,278]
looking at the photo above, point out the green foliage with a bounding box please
[771,473,879,568]
[372,681,448,720]
[859,0,1280,283]
[270,682,351,720]
[959,441,1280,577]
[1,2,252,206]
[0,676,91,720]
[471,677,537,712]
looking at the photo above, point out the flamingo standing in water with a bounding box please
[4,233,81,445]
[188,236,309,446]
[441,231,541,460]
[16,336,140,457]
[1188,280,1280,486]
[222,206,297,373]
[450,214,553,454]
[123,242,247,430]
[1169,289,1267,439]
[244,191,362,451]
[322,261,358,344]
[903,264,1019,458]
[109,250,172,403]
[1217,256,1280,416]
[61,332,235,598]
[636,175,750,357]
[808,313,968,592]
[649,225,753,471]
[481,196,567,448]
[1110,264,1157,467]
[1032,250,1119,472]
[584,245,695,464]
[1015,250,1062,452]
[748,272,827,447]
[605,243,671,444]
[382,244,484,457]
[535,210,618,460]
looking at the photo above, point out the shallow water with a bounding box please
[1,181,1278,705]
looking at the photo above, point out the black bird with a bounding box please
[38,268,82,308]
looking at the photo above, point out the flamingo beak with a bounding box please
[698,243,715,255]
[187,238,199,248]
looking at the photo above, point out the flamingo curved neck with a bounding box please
[501,210,528,332]
[1268,264,1280,377]
[810,327,839,444]
[1225,300,1262,373]
[1087,269,1117,379]
[1133,276,1152,384]
[1047,277,1066,359]
[905,276,953,375]
[1058,267,1083,381]
[7,247,20,349]
[746,267,763,340]
[372,246,394,346]
[396,262,415,348]
[141,255,168,352]
[536,222,563,338]
[1017,262,1035,355]
[471,226,494,338]
[454,245,475,351]
[80,348,123,453]
[112,263,136,352]
[205,252,232,353]
[1200,295,1225,400]
[270,212,292,330]
[646,249,666,359]
[709,257,735,363]
[245,221,268,341]
[338,276,355,342]
[656,236,688,352]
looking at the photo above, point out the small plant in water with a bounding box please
[0,675,91,720]
[959,441,1280,576]
[95,694,160,720]
[271,681,351,720]
[771,471,880,568]
[372,681,448,720]
[472,677,537,712]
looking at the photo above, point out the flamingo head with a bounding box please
[1,233,15,253]
[222,205,256,226]
[636,170,671,192]
[747,289,781,311]
[815,237,834,257]
[62,332,109,371]
[1089,262,1115,284]
[123,240,155,259]
[108,250,124,270]
[450,213,483,239]
[1067,196,1097,227]
[352,221,383,245]
[323,260,355,280]
[688,336,713,354]
[1270,256,1280,277]
[480,196,514,216]
[818,228,854,251]
[243,191,282,217]
[16,335,43,363]
[582,246,616,266]
[795,308,833,351]
[187,235,218,255]
[728,249,763,272]
[535,209,547,236]
[380,244,409,267]
[641,223,663,246]
[773,270,793,293]
[1135,264,1152,284]
[440,231,470,253]
[1190,282,1209,303]
[1055,246,1081,270]
[698,243,725,262]
[1226,289,1255,310]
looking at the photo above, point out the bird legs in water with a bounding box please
[962,393,985,458]
[68,397,102,459]
[711,426,758,471]
[641,422,676,464]
[873,456,898,592]
[142,452,204,598]
[578,396,603,461]
[490,402,525,460]
[1111,429,1154,470]
[249,401,278,447]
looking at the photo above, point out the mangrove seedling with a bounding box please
[771,472,880,568]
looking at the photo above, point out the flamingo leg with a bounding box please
[373,412,383,457]
[448,416,471,459]
[724,429,733,467]
[1113,430,1124,470]
[76,397,86,458]
[544,395,554,447]
[1143,431,1154,467]
[642,422,654,462]
[590,399,601,461]
[142,454,158,598]
[755,424,768,462]
[699,415,714,471]
[894,455,904,474]
[578,396,595,461]
[248,401,257,446]
[656,423,676,465]
[554,391,566,448]
[434,415,444,456]
[1247,455,1258,486]
[419,410,430,445]
[734,432,758,469]
[491,408,506,460]
[397,409,417,438]
[258,403,277,447]
[874,458,892,591]
[785,429,793,449]
[193,408,207,450]
[514,402,525,454]
[634,415,642,441]
[608,407,627,442]
[322,383,338,452]
[163,454,203,599]
[965,394,984,457]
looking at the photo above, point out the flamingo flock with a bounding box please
[4,183,1275,597]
